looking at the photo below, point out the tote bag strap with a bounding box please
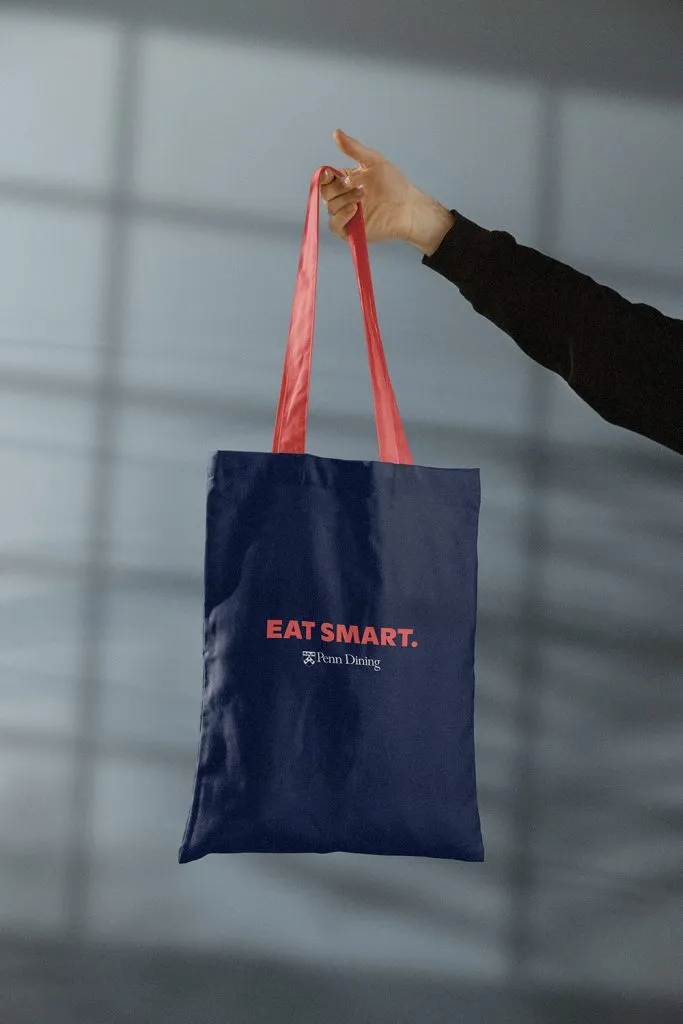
[272,166,413,465]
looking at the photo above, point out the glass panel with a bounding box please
[134,30,540,237]
[0,10,119,189]
[0,574,82,737]
[0,202,106,381]
[0,747,73,929]
[558,91,683,275]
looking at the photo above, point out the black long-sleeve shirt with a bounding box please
[422,212,682,456]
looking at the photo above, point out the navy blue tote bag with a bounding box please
[179,167,483,863]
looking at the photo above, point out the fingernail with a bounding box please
[343,176,352,188]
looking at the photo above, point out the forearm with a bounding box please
[419,210,683,455]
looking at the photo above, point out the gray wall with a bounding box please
[0,1,681,1021]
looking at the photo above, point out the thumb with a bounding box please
[333,129,380,166]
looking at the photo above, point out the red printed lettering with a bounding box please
[396,628,414,647]
[284,620,303,640]
[268,617,417,648]
[361,626,379,646]
[337,624,361,645]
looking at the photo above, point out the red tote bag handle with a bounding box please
[272,166,413,465]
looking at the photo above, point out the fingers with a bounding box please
[320,169,360,204]
[327,184,364,217]
[319,164,364,240]
[328,202,359,240]
[333,129,379,166]
[326,187,363,239]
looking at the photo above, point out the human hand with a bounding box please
[320,130,455,256]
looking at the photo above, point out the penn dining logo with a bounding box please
[302,650,382,672]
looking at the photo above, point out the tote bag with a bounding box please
[179,167,483,863]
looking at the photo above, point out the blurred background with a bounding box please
[0,1,682,1021]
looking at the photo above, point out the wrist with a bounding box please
[406,191,456,256]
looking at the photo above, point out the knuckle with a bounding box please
[329,194,349,216]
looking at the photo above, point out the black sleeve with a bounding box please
[422,211,683,456]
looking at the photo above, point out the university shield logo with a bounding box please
[302,651,316,666]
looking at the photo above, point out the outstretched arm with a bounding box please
[322,131,682,455]
[422,212,683,455]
